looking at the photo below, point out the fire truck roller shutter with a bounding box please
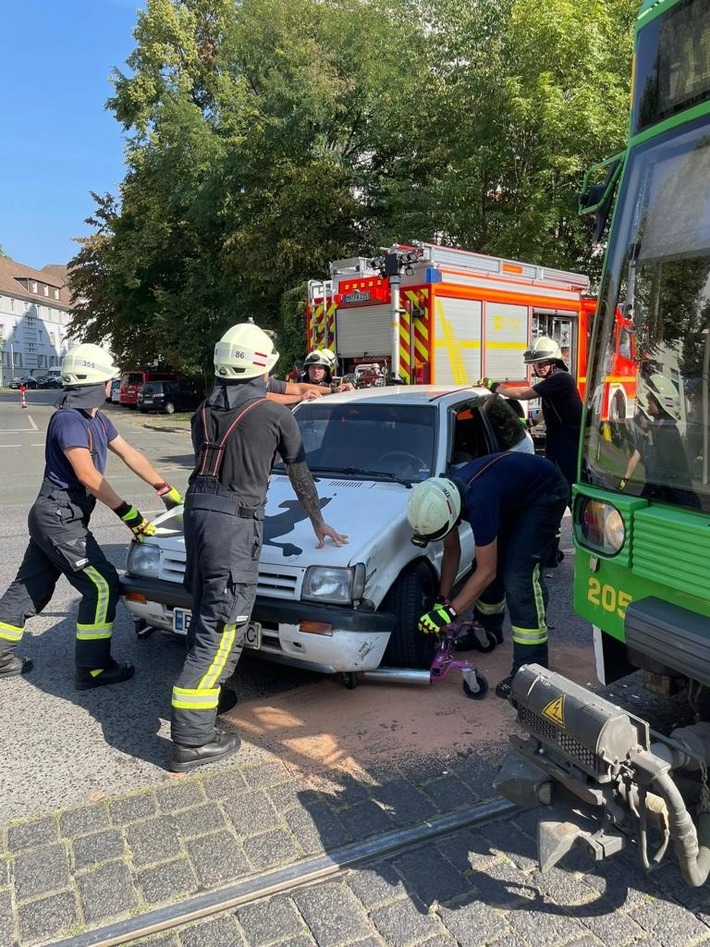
[335,304,393,359]
[433,297,482,386]
[483,302,529,381]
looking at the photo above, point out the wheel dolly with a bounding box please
[360,619,496,698]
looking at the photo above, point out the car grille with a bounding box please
[158,549,300,599]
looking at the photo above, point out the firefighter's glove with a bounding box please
[154,482,183,510]
[618,478,628,491]
[114,502,157,540]
[479,377,500,393]
[418,603,457,635]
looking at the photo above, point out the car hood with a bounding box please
[152,474,412,568]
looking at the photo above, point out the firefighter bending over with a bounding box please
[407,452,568,699]
[170,323,348,773]
[0,343,183,687]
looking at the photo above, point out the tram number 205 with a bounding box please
[587,578,631,619]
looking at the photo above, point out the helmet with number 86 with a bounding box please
[214,323,279,380]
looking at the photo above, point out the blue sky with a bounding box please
[2,0,145,269]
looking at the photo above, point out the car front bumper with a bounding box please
[120,573,395,674]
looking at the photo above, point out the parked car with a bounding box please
[120,386,533,680]
[8,376,38,389]
[38,375,63,389]
[119,370,183,408]
[137,379,203,414]
[109,378,121,403]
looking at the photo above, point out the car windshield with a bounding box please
[583,119,710,511]
[275,402,437,482]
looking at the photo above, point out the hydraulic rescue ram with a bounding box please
[495,665,710,886]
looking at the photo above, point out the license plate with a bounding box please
[173,608,191,633]
[172,609,261,650]
[243,621,262,650]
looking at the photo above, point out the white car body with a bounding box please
[121,386,533,675]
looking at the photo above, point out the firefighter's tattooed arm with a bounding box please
[286,462,323,527]
[286,462,349,548]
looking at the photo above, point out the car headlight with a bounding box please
[576,498,625,555]
[302,564,366,605]
[126,542,161,578]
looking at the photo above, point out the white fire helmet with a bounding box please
[637,373,681,421]
[407,476,462,547]
[214,323,279,380]
[304,348,337,369]
[523,336,563,365]
[61,343,120,386]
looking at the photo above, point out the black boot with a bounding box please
[0,655,33,678]
[170,730,241,774]
[75,660,135,691]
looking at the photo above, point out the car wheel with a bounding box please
[381,561,437,669]
[164,402,176,415]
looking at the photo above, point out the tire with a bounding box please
[381,561,437,669]
[164,402,176,415]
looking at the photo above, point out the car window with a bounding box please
[127,373,144,386]
[481,394,527,450]
[278,402,437,481]
[448,394,527,469]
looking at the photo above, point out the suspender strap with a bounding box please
[462,453,509,489]
[198,398,267,478]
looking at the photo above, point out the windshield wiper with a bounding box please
[339,466,413,488]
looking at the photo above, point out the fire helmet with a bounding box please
[523,336,563,366]
[61,343,120,386]
[407,476,462,547]
[304,349,337,370]
[214,323,279,380]
[637,373,681,421]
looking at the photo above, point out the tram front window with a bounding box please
[584,120,710,511]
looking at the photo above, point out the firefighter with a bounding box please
[478,336,582,565]
[407,452,568,699]
[297,350,354,392]
[170,323,348,773]
[0,343,183,686]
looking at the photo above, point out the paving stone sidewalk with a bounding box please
[5,742,710,947]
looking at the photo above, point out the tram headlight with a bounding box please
[577,498,625,555]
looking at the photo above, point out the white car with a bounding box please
[120,386,533,679]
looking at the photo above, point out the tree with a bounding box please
[68,0,638,369]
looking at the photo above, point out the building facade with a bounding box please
[0,257,75,386]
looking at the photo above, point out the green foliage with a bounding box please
[68,0,639,372]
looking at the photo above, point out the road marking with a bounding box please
[26,414,38,431]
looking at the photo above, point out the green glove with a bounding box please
[479,377,500,393]
[418,603,457,634]
[114,502,157,540]
[154,482,184,510]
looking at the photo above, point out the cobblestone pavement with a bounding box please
[5,737,710,947]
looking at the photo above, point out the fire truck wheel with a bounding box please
[381,562,437,669]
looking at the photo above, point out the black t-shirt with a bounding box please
[532,369,582,429]
[453,452,564,546]
[190,399,305,507]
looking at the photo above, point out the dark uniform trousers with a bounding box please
[171,482,263,747]
[0,479,120,669]
[475,471,569,674]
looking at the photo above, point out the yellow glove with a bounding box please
[114,502,157,540]
[154,482,184,510]
[418,603,457,634]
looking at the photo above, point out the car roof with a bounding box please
[296,384,492,409]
